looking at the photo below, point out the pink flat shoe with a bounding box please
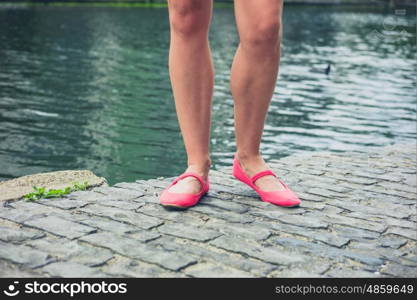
[233,154,301,207]
[159,172,209,209]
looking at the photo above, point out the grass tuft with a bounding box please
[23,181,90,201]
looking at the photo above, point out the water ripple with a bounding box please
[0,5,415,184]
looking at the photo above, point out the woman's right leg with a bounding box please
[167,0,213,193]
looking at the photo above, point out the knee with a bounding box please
[240,18,282,50]
[168,1,209,37]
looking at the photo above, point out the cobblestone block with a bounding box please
[272,237,383,266]
[304,187,349,199]
[328,199,412,219]
[38,198,88,210]
[275,214,329,229]
[190,205,254,224]
[323,214,387,233]
[296,192,326,202]
[90,186,144,201]
[380,262,417,277]
[400,255,417,267]
[137,203,207,225]
[199,197,249,214]
[0,260,45,277]
[11,201,79,217]
[96,199,144,210]
[330,174,379,185]
[41,262,105,277]
[364,187,416,200]
[0,202,72,224]
[332,225,380,242]
[80,232,196,271]
[386,214,417,230]
[157,223,221,242]
[80,204,163,229]
[124,230,161,242]
[149,236,276,276]
[112,182,147,192]
[0,207,44,223]
[378,235,408,249]
[0,241,52,268]
[360,199,413,219]
[204,219,271,241]
[0,226,45,243]
[67,190,107,201]
[272,261,331,278]
[231,196,272,209]
[297,201,326,210]
[101,256,176,278]
[256,221,350,248]
[325,267,380,278]
[374,182,417,194]
[404,175,416,187]
[249,206,306,220]
[210,235,306,266]
[77,216,139,235]
[184,262,253,278]
[209,184,258,199]
[350,170,400,181]
[26,238,114,267]
[24,216,96,239]
[133,195,159,204]
[385,227,417,241]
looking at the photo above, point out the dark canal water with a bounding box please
[0,5,415,185]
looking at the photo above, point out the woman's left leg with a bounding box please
[231,0,286,192]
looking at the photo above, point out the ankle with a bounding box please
[236,152,268,176]
[186,157,211,178]
[236,151,263,165]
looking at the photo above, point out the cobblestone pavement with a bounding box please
[0,143,416,277]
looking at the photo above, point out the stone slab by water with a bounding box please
[0,170,108,202]
[0,143,416,277]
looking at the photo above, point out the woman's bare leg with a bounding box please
[231,0,286,191]
[166,0,213,193]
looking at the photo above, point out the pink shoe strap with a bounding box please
[173,172,207,189]
[251,170,277,184]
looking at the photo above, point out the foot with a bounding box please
[167,159,210,194]
[237,153,286,192]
